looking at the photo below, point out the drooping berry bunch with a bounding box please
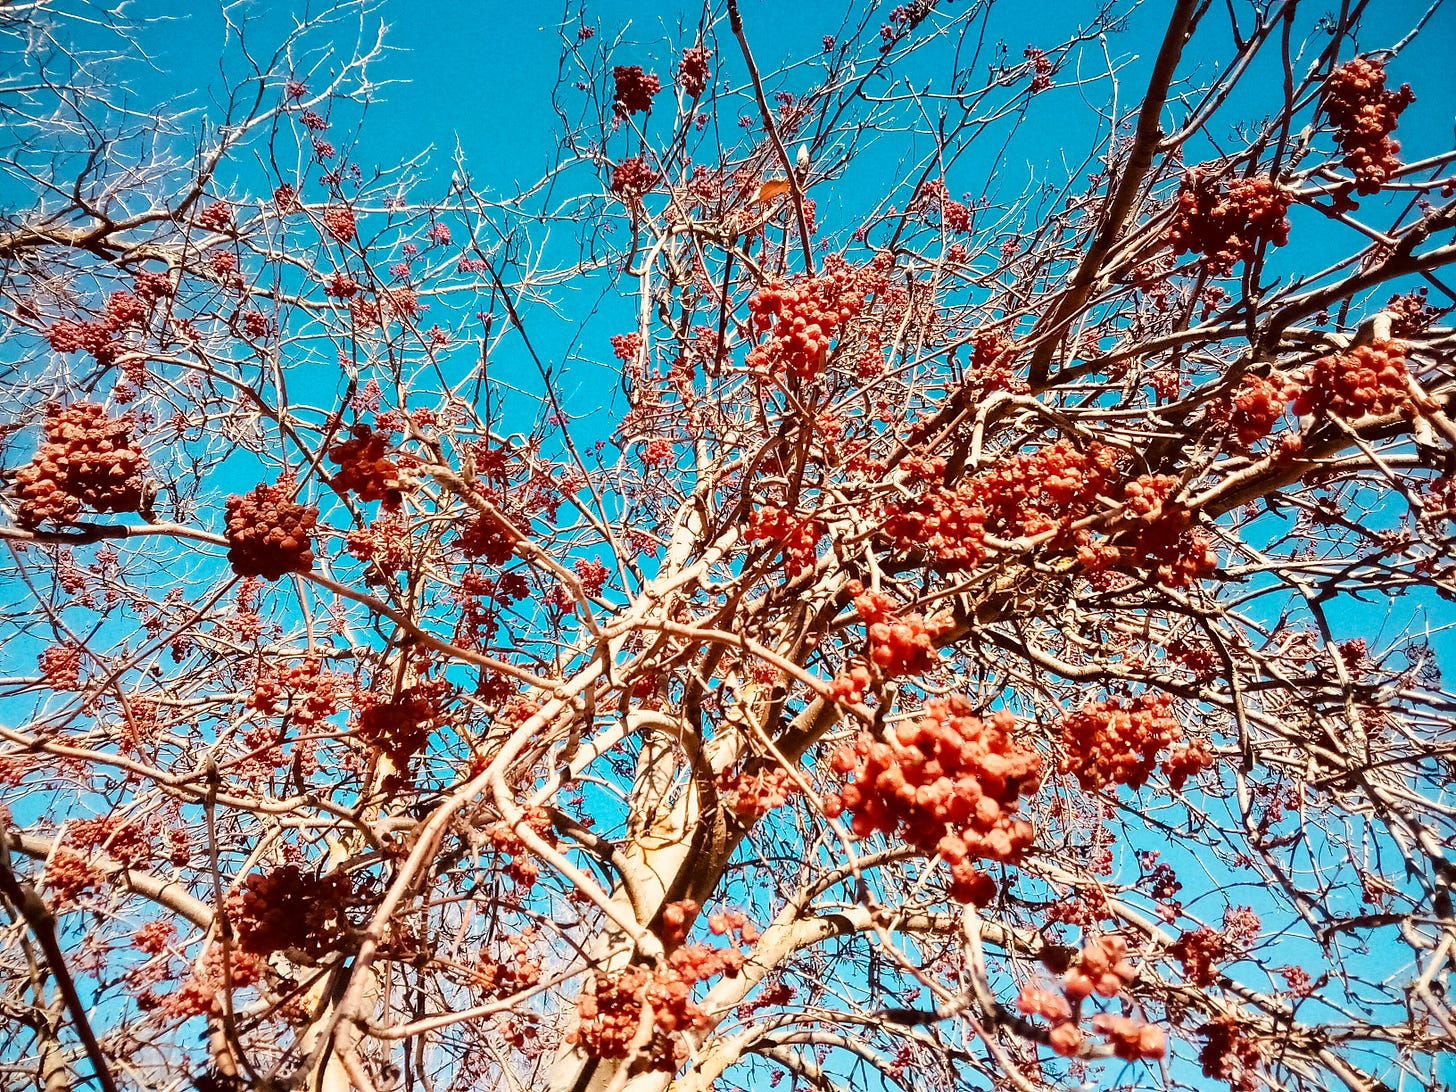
[248,656,342,729]
[1166,172,1290,276]
[1224,374,1289,447]
[717,764,796,820]
[1058,692,1181,792]
[612,65,661,116]
[475,929,544,999]
[484,805,558,893]
[1017,935,1164,1060]
[1078,474,1219,589]
[1323,56,1414,197]
[1199,1016,1264,1092]
[1291,340,1424,420]
[15,403,148,527]
[828,697,1042,904]
[1024,46,1053,92]
[881,473,988,573]
[322,204,356,242]
[609,156,660,202]
[355,685,442,784]
[328,424,406,508]
[571,942,746,1068]
[39,644,83,689]
[846,581,950,678]
[747,504,824,579]
[744,254,890,381]
[229,864,356,957]
[678,44,711,98]
[224,481,318,579]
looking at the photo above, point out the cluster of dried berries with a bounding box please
[484,805,557,892]
[1292,340,1425,420]
[248,656,342,729]
[1323,56,1414,198]
[747,504,824,578]
[1167,172,1290,276]
[323,204,356,243]
[1017,935,1163,1059]
[356,685,442,785]
[1385,288,1442,336]
[612,65,661,116]
[224,482,318,579]
[1224,374,1289,446]
[827,697,1042,904]
[458,510,519,566]
[475,929,543,999]
[15,403,147,527]
[47,289,152,367]
[881,470,989,573]
[1169,925,1230,986]
[345,513,412,577]
[1078,473,1219,589]
[571,942,745,1067]
[609,156,659,202]
[329,424,406,508]
[745,254,889,381]
[156,943,262,1018]
[717,765,796,819]
[195,201,234,232]
[230,864,356,957]
[38,644,83,690]
[1024,46,1053,92]
[1058,692,1183,792]
[678,44,711,98]
[1199,1016,1264,1091]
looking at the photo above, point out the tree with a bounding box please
[1,1,1454,1090]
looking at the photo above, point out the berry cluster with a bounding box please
[484,805,557,892]
[745,254,889,381]
[1017,935,1162,1060]
[747,504,824,579]
[1058,693,1180,792]
[612,65,661,116]
[828,698,1042,905]
[345,513,412,576]
[1292,340,1422,420]
[1323,57,1414,197]
[1225,374,1288,446]
[1386,288,1441,337]
[248,656,341,728]
[678,45,711,98]
[572,943,746,1068]
[1024,46,1053,92]
[1078,474,1218,589]
[1167,172,1291,276]
[329,424,406,508]
[15,403,148,527]
[323,204,356,243]
[609,156,659,202]
[847,581,950,677]
[458,511,519,566]
[1169,926,1229,986]
[718,765,796,819]
[1093,1013,1167,1062]
[230,865,355,957]
[39,644,82,690]
[195,201,234,232]
[475,931,543,999]
[882,482,988,572]
[1199,1016,1264,1092]
[356,686,440,784]
[224,482,318,579]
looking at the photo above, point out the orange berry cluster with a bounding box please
[1058,693,1180,792]
[745,254,888,381]
[329,424,405,508]
[1017,935,1163,1060]
[484,805,557,893]
[322,204,356,242]
[747,504,824,578]
[572,941,746,1068]
[1078,474,1218,589]
[609,156,659,200]
[718,765,796,819]
[38,644,83,690]
[356,685,441,784]
[1323,56,1414,197]
[230,865,355,957]
[224,481,318,579]
[882,480,988,572]
[475,930,543,999]
[1225,374,1288,446]
[847,581,951,678]
[1292,340,1422,420]
[828,697,1042,905]
[15,403,147,527]
[1167,172,1290,276]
